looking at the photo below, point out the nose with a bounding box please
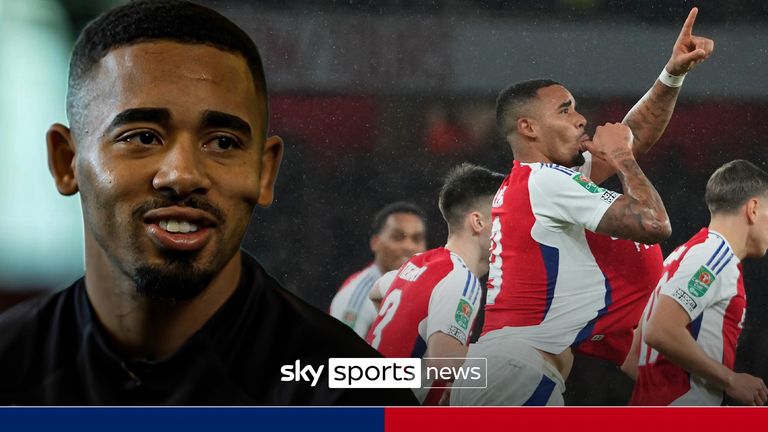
[576,112,587,130]
[404,237,424,255]
[152,138,212,198]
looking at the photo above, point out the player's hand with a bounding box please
[724,372,768,406]
[665,7,714,76]
[587,122,634,164]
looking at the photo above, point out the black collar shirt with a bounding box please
[0,252,417,405]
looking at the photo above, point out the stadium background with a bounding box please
[1,0,767,404]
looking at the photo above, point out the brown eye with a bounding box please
[120,131,160,146]
[138,132,156,144]
[205,135,241,152]
[214,136,235,150]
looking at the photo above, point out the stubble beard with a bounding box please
[132,251,217,301]
[125,197,230,301]
[570,151,586,168]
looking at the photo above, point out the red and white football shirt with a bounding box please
[574,233,664,365]
[329,263,381,338]
[483,160,624,354]
[366,247,482,404]
[630,228,745,406]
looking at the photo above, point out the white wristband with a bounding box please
[659,68,686,88]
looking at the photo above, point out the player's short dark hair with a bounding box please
[496,79,561,136]
[705,160,768,215]
[371,202,426,236]
[67,0,267,133]
[439,163,505,230]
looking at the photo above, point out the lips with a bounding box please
[143,207,217,252]
[578,134,592,152]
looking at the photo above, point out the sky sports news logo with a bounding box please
[280,358,487,389]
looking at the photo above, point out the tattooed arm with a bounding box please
[589,123,671,244]
[622,82,680,157]
[589,7,713,184]
[597,154,671,244]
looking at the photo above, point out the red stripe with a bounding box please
[483,163,550,333]
[421,384,446,406]
[722,266,746,369]
[643,290,658,365]
[630,361,692,405]
[385,407,768,432]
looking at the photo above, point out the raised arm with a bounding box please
[589,7,714,184]
[590,123,671,244]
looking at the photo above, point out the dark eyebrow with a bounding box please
[200,110,252,137]
[106,108,171,132]
[558,100,573,110]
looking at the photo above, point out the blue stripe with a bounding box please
[714,253,733,275]
[0,408,384,432]
[573,275,613,345]
[523,374,557,406]
[410,335,427,358]
[347,274,370,310]
[349,274,375,311]
[690,314,704,340]
[465,273,475,299]
[709,246,730,272]
[544,162,575,173]
[706,240,726,267]
[472,277,481,304]
[539,244,559,321]
[545,164,575,176]
[468,275,478,300]
[352,276,376,310]
[461,270,472,297]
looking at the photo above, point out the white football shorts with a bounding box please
[450,330,565,406]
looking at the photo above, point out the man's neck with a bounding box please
[444,234,483,277]
[84,249,243,360]
[709,217,748,260]
[511,139,551,164]
[373,260,386,276]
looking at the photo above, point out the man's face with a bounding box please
[747,195,768,258]
[477,201,494,277]
[69,42,280,299]
[371,213,427,272]
[530,85,589,167]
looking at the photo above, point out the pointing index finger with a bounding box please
[678,7,698,39]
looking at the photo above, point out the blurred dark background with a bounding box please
[1,0,767,405]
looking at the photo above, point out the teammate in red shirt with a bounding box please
[367,163,505,404]
[626,160,768,406]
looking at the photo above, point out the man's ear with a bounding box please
[47,123,79,196]
[468,211,484,235]
[256,135,284,207]
[746,198,760,224]
[370,234,380,255]
[517,117,537,139]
